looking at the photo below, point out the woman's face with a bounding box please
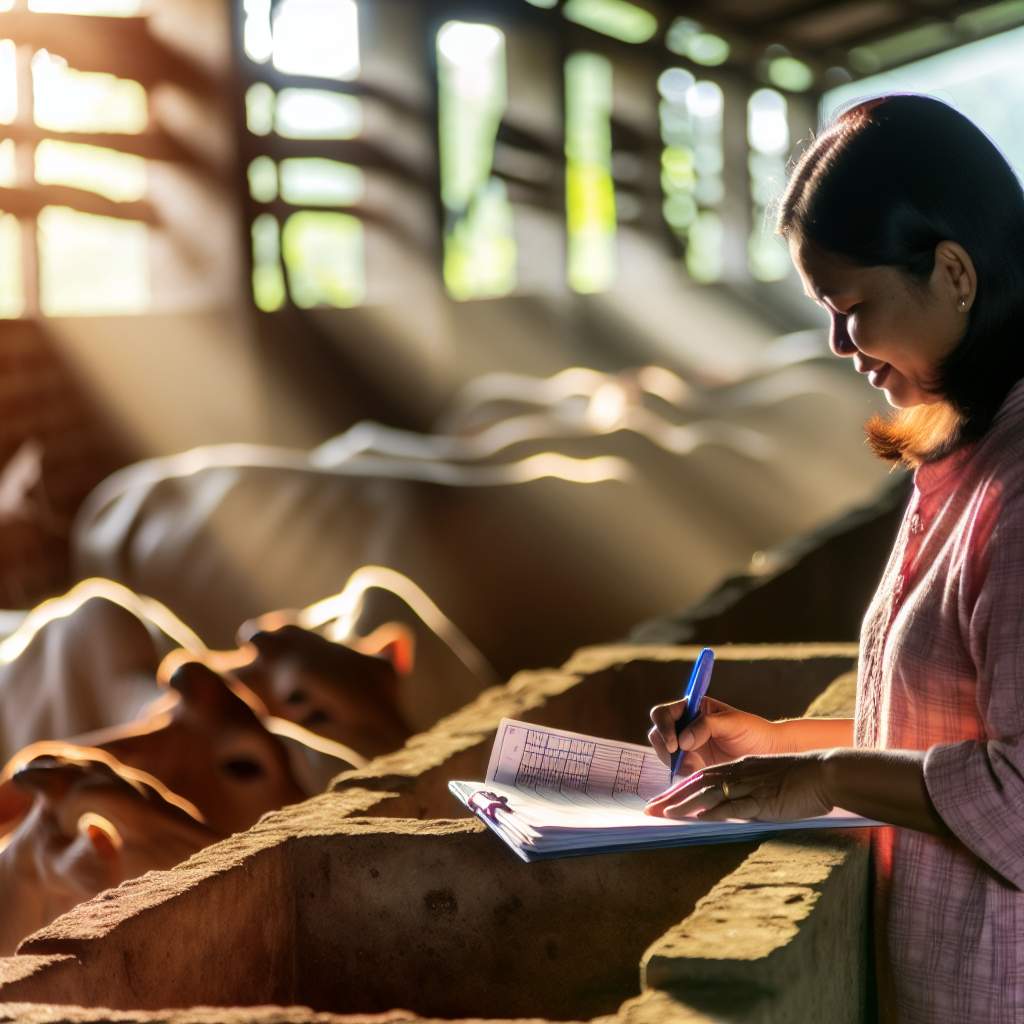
[789,237,974,409]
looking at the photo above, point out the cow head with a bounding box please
[232,624,411,760]
[0,743,215,955]
[76,661,308,837]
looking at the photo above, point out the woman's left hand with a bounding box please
[644,751,833,822]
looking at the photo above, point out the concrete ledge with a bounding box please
[0,1007,424,1023]
[640,832,870,1023]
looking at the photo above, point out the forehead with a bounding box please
[788,237,870,300]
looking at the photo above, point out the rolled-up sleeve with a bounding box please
[923,508,1024,890]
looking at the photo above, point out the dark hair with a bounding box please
[776,94,1024,465]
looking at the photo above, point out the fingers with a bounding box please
[649,700,686,764]
[679,713,712,754]
[645,759,762,819]
[677,750,706,776]
[644,769,714,816]
[644,755,819,823]
[645,771,699,808]
[649,695,733,764]
[653,783,725,819]
[646,724,671,767]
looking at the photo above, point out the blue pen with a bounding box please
[670,647,715,779]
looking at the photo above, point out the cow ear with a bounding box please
[355,623,415,677]
[79,813,122,863]
[167,661,232,711]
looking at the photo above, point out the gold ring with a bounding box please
[721,780,732,800]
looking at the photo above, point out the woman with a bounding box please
[646,94,1024,1022]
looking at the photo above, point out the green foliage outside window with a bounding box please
[282,211,364,309]
[565,51,616,294]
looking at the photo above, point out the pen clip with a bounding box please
[468,790,513,823]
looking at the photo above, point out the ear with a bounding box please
[933,240,977,309]
[354,623,415,677]
[167,660,232,712]
[235,610,301,647]
[79,813,122,863]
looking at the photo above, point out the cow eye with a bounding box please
[220,757,266,780]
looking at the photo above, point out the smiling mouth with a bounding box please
[867,365,891,388]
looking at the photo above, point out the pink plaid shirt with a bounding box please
[856,378,1024,1022]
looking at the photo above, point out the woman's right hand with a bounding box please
[648,696,782,776]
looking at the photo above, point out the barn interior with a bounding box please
[0,0,1022,1020]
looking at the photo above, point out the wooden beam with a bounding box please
[1,12,220,94]
[744,0,897,35]
[257,197,433,255]
[241,67,433,124]
[242,137,434,184]
[0,184,158,224]
[835,0,1015,50]
[1,123,220,175]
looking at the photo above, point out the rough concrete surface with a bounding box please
[0,1008,422,1024]
[641,832,870,1023]
[804,670,857,719]
[564,643,859,676]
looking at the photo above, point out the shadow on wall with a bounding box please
[631,473,911,645]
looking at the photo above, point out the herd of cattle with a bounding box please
[0,351,889,954]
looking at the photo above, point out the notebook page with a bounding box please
[485,718,672,803]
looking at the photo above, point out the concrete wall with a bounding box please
[0,644,870,1023]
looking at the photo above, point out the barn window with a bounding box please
[0,0,228,317]
[659,69,725,284]
[565,50,616,294]
[0,3,152,316]
[747,88,790,282]
[561,0,658,45]
[436,20,515,301]
[240,0,365,311]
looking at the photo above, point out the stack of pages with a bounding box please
[449,719,878,862]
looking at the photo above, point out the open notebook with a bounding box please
[449,719,878,862]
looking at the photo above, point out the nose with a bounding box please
[828,313,857,357]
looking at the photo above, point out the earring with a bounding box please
[958,296,968,311]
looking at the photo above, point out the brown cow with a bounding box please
[75,660,323,837]
[0,743,216,955]
[230,625,410,760]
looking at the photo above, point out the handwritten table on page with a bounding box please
[450,719,879,862]
[488,720,670,804]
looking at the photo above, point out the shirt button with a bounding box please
[909,513,923,535]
